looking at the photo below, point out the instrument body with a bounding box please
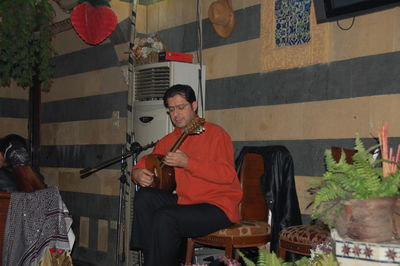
[145,117,205,192]
[146,154,176,193]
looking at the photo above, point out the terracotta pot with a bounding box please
[335,196,396,242]
[392,196,400,240]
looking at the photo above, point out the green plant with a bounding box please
[237,249,337,266]
[309,252,338,266]
[0,0,54,91]
[237,249,306,266]
[311,133,400,227]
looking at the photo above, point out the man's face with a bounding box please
[0,152,6,168]
[166,94,198,129]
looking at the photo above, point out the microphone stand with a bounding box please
[80,141,157,266]
[116,146,128,266]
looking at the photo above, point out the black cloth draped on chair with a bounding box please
[235,146,302,254]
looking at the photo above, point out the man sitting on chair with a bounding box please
[130,84,243,266]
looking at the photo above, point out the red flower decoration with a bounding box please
[70,2,117,45]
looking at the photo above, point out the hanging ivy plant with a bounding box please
[0,0,54,91]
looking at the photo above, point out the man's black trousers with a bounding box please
[130,187,232,266]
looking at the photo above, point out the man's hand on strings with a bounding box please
[163,149,188,168]
[131,168,154,187]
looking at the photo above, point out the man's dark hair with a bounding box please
[0,134,28,154]
[163,84,196,108]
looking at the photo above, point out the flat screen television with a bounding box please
[314,0,400,23]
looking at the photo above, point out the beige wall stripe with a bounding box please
[0,82,29,99]
[79,216,90,248]
[205,94,400,141]
[97,219,109,252]
[41,167,121,196]
[146,0,259,33]
[295,175,321,215]
[52,29,94,56]
[43,67,128,102]
[0,118,28,138]
[41,118,127,146]
[203,39,261,80]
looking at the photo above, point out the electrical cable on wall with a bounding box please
[126,2,141,266]
[196,0,205,118]
[336,16,355,31]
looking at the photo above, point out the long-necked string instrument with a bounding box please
[145,117,205,192]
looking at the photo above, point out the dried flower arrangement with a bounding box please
[132,35,165,65]
[379,122,400,177]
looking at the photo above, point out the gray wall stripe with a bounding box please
[89,218,98,250]
[45,50,400,124]
[233,137,400,177]
[206,50,400,110]
[109,18,131,45]
[52,43,120,78]
[138,0,163,5]
[42,91,128,123]
[60,191,117,265]
[156,5,260,53]
[42,137,400,176]
[52,5,260,79]
[302,214,311,225]
[0,98,28,118]
[60,191,119,220]
[72,247,114,266]
[40,144,125,169]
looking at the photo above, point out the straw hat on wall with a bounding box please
[208,0,235,38]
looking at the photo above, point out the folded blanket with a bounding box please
[3,187,75,266]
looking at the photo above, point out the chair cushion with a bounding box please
[209,220,271,237]
[279,224,330,245]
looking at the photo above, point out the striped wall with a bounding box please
[0,82,29,138]
[27,0,400,265]
[40,1,143,264]
[143,0,400,220]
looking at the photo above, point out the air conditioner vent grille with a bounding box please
[135,66,170,101]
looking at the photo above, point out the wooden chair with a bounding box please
[185,153,271,263]
[278,147,356,259]
[0,192,11,263]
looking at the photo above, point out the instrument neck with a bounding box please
[160,131,188,168]
[170,131,188,152]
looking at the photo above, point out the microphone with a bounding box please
[79,141,158,177]
[130,142,143,153]
[130,140,158,154]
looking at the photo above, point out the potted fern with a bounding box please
[311,123,400,242]
[236,248,337,266]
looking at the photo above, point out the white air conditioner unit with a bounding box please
[132,61,206,158]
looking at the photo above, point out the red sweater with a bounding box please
[134,122,243,223]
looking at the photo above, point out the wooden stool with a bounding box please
[278,223,330,258]
[278,147,356,259]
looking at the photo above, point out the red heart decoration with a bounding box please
[70,2,117,45]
